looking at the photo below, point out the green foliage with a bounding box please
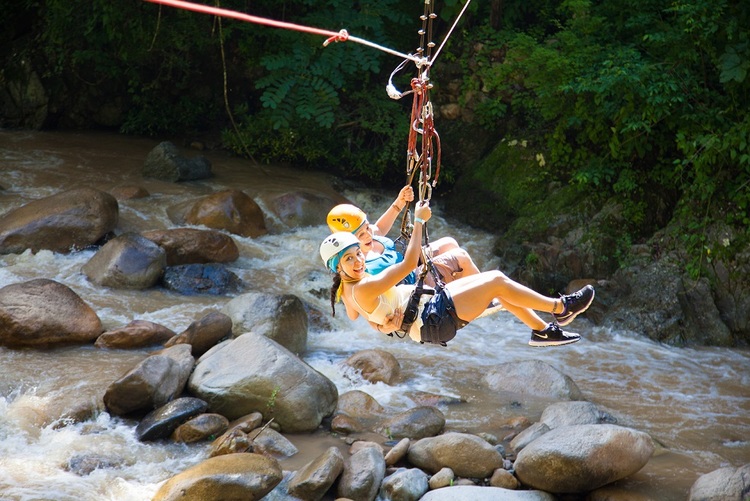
[449,0,750,272]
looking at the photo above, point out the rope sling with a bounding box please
[383,0,480,338]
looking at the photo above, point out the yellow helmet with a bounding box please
[327,204,367,233]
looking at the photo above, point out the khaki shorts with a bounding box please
[420,247,463,286]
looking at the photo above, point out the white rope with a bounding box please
[431,0,473,65]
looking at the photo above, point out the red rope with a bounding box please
[145,0,344,38]
[144,0,420,62]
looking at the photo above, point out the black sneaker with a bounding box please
[554,285,595,326]
[529,323,581,347]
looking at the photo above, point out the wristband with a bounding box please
[414,217,425,224]
[391,203,403,212]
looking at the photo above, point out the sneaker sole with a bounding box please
[528,337,581,347]
[555,288,595,326]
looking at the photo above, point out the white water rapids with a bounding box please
[0,130,748,500]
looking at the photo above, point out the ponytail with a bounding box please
[329,274,342,317]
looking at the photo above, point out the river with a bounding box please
[1,130,748,500]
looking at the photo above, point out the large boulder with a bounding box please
[484,360,583,400]
[82,233,166,289]
[151,453,282,501]
[337,442,385,501]
[142,141,212,182]
[420,486,557,500]
[164,310,233,357]
[141,227,239,265]
[95,320,176,349]
[161,263,243,296]
[514,424,654,493]
[187,333,337,433]
[223,292,308,354]
[0,278,102,347]
[539,401,617,429]
[688,463,750,501]
[184,189,267,238]
[135,396,208,441]
[343,349,401,384]
[103,344,195,416]
[287,447,345,501]
[378,467,429,501]
[0,187,118,254]
[376,406,445,440]
[260,190,341,231]
[407,432,504,478]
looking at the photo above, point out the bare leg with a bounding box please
[497,300,549,331]
[428,237,460,254]
[446,270,560,327]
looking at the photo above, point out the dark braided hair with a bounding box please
[329,273,341,317]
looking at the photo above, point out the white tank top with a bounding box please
[351,284,427,342]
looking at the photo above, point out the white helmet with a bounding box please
[320,232,360,272]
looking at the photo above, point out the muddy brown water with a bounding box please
[1,130,748,500]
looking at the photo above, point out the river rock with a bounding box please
[384,438,410,466]
[407,432,504,478]
[379,467,429,501]
[337,442,385,501]
[161,263,242,295]
[164,310,232,356]
[0,187,118,254]
[151,453,282,501]
[343,349,401,384]
[510,422,550,453]
[428,467,455,489]
[420,485,557,500]
[184,189,267,238]
[688,463,750,501]
[484,360,583,400]
[141,227,239,265]
[136,397,209,441]
[678,276,734,346]
[65,453,123,476]
[0,278,102,347]
[103,344,195,416]
[142,141,212,182]
[261,190,340,230]
[210,427,252,457]
[376,406,445,440]
[171,413,229,443]
[223,292,308,354]
[539,401,617,429]
[82,233,166,289]
[95,320,176,349]
[287,446,345,501]
[489,468,520,489]
[514,424,654,493]
[109,185,149,200]
[331,390,387,434]
[251,427,299,459]
[187,332,337,433]
[227,412,264,433]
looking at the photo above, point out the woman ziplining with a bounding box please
[319,202,595,347]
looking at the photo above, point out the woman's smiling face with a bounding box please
[339,245,366,277]
[353,223,374,253]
